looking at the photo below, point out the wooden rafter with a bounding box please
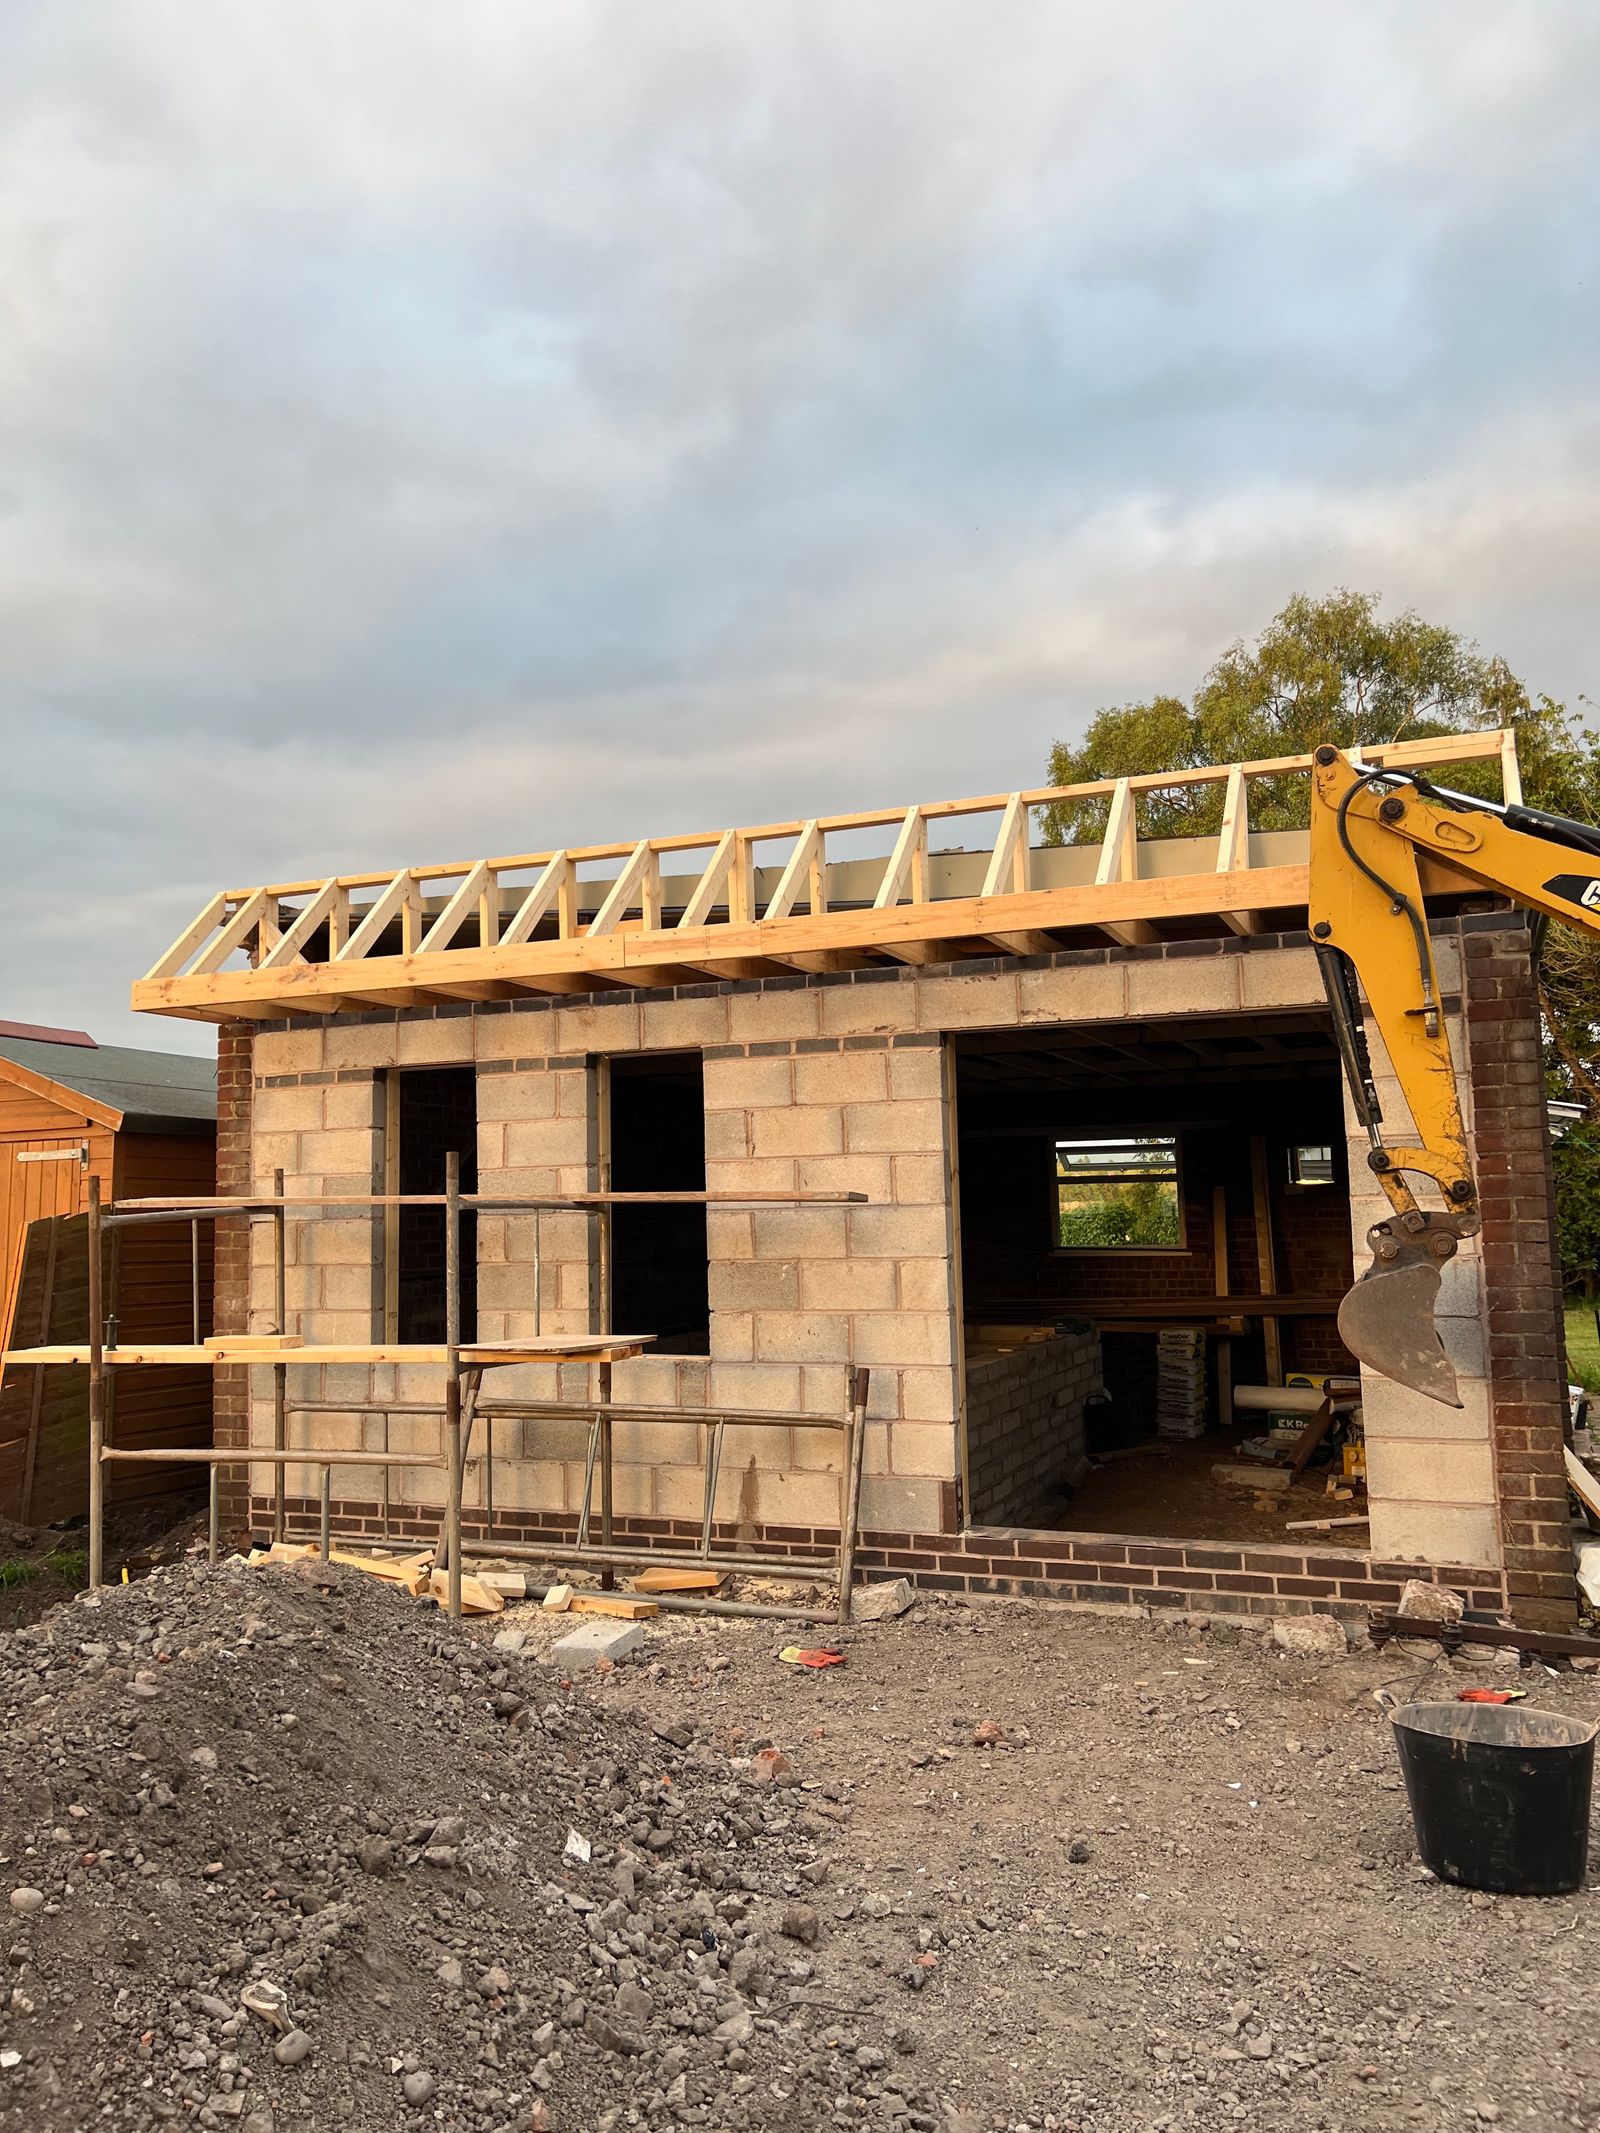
[131,728,1519,1022]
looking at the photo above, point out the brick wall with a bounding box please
[965,1323,1100,1526]
[261,1487,1506,1626]
[1462,919,1575,1626]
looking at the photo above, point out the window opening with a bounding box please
[1055,1134,1182,1250]
[608,1052,709,1354]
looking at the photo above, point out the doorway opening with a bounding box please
[391,1067,477,1343]
[607,1052,710,1354]
[954,1012,1358,1546]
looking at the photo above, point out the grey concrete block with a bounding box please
[552,1619,647,1668]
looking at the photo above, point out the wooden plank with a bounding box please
[589,840,659,938]
[1249,1135,1282,1384]
[205,729,1514,902]
[630,1567,726,1593]
[764,822,824,922]
[131,862,1314,1018]
[337,870,419,962]
[258,881,348,969]
[328,1547,432,1593]
[569,1592,658,1620]
[426,1567,504,1615]
[1500,729,1524,809]
[676,831,737,929]
[418,861,494,954]
[980,794,1029,899]
[873,808,927,910]
[1093,780,1158,947]
[6,1338,655,1366]
[501,852,576,947]
[189,889,271,976]
[141,891,231,982]
[1216,766,1261,936]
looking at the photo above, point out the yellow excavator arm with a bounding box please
[1308,745,1600,1406]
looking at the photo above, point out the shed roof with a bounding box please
[0,1033,215,1132]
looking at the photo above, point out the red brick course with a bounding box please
[247,1493,1506,1623]
[1461,920,1576,1627]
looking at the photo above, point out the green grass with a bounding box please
[1564,1305,1600,1393]
[0,1548,88,1592]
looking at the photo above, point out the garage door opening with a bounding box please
[954,1012,1359,1548]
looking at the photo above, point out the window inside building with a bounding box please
[608,1052,710,1354]
[1054,1134,1182,1250]
[1288,1142,1335,1186]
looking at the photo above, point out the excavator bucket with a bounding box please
[1338,1224,1463,1408]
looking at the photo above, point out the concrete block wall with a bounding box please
[1336,929,1506,1572]
[247,1033,387,1503]
[223,917,1568,1623]
[965,1324,1101,1527]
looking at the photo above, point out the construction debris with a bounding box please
[1397,1579,1466,1625]
[1271,1613,1348,1656]
[0,1556,935,2132]
[629,1567,727,1594]
[326,1547,431,1594]
[551,1617,648,1668]
[1213,1463,1292,1493]
[568,1593,658,1622]
[425,1568,505,1616]
[851,1576,916,1621]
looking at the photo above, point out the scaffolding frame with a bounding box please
[24,1172,872,1619]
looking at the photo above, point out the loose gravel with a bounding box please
[0,1561,1596,2132]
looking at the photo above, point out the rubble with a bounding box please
[1271,1612,1349,1656]
[1397,1579,1467,1625]
[0,1558,950,2133]
[2,1559,1597,2132]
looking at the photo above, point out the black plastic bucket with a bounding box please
[1380,1693,1598,1896]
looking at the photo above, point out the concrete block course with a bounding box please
[1125,957,1243,1017]
[232,922,1563,1622]
[1017,963,1127,1024]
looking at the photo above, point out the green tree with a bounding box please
[1041,590,1600,1292]
[1042,588,1539,844]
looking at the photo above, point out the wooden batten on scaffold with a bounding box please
[130,730,1522,1022]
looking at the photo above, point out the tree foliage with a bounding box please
[1042,590,1600,1290]
[1042,589,1542,843]
[1058,1179,1181,1249]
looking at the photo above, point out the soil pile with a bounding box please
[0,1558,928,2133]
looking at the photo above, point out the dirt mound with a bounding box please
[0,1560,929,2133]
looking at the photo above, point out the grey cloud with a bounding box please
[0,0,1596,1049]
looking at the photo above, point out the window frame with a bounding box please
[1286,1141,1337,1191]
[1049,1129,1189,1257]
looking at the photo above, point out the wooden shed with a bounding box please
[0,1022,216,1523]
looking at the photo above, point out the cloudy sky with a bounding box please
[2,1,1596,1053]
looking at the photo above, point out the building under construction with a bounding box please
[71,727,1573,1624]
